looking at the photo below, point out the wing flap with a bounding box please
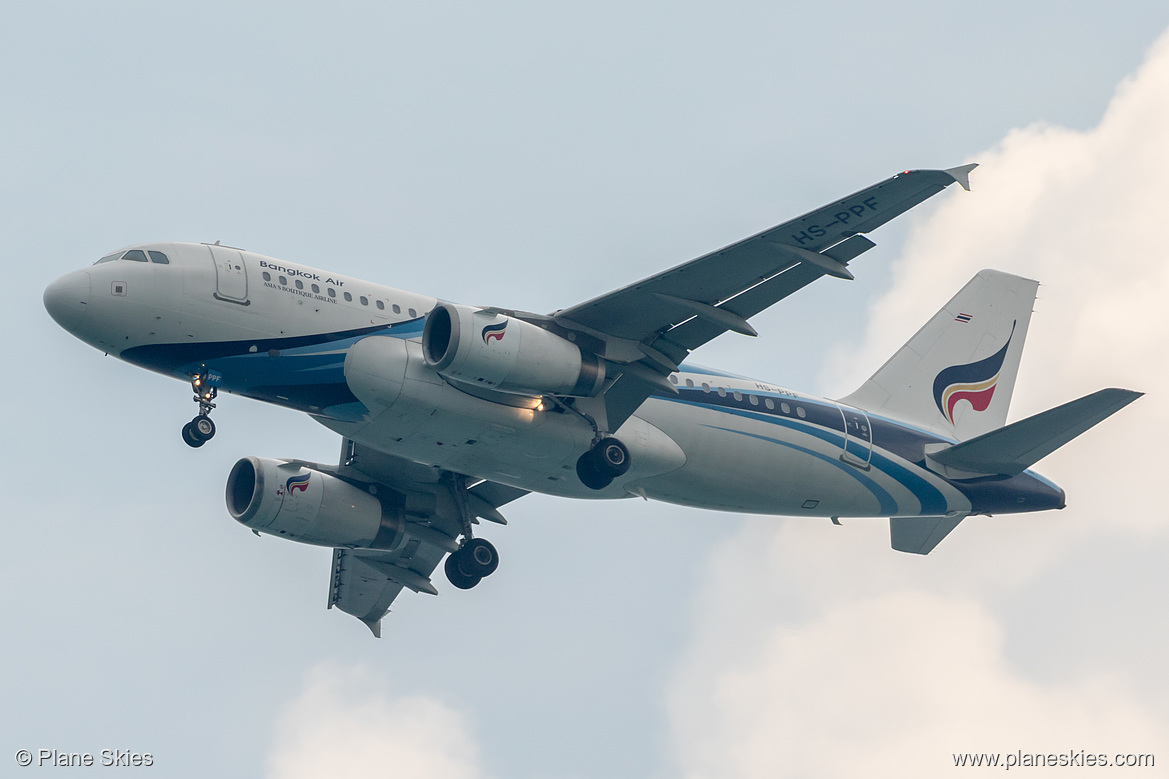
[328,543,447,637]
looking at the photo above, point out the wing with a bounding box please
[315,439,528,636]
[552,165,977,431]
[329,545,445,637]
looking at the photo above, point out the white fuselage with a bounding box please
[43,242,1066,519]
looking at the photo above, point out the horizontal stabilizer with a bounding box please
[928,388,1142,477]
[890,514,966,555]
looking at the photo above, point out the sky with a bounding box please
[2,3,1168,777]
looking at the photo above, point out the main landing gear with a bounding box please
[444,538,500,590]
[575,436,631,490]
[182,370,218,448]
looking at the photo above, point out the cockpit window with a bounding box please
[95,248,165,265]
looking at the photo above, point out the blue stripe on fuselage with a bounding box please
[701,423,900,515]
[119,319,424,421]
[665,393,950,515]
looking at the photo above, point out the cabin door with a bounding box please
[207,244,249,304]
[837,404,873,469]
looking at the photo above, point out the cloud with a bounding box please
[266,664,483,779]
[667,25,1169,779]
[668,521,1168,779]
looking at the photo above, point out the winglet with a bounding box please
[363,618,382,638]
[944,163,978,192]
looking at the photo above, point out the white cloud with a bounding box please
[266,664,483,779]
[667,25,1169,779]
[670,560,1165,779]
[667,518,1169,779]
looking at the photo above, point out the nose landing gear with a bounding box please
[182,370,218,448]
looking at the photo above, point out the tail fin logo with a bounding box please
[481,321,507,344]
[932,322,1016,425]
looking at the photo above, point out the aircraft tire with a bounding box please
[460,538,499,577]
[576,451,613,490]
[193,415,216,440]
[594,437,630,478]
[182,422,206,448]
[445,553,482,590]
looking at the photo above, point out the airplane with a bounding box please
[43,164,1141,636]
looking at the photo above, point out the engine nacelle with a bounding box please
[421,302,605,397]
[225,457,404,550]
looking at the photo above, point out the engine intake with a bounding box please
[226,457,404,550]
[422,303,604,397]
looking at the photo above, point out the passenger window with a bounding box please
[122,249,148,262]
[344,292,352,302]
[376,300,385,310]
[408,308,417,317]
[765,398,775,410]
[295,279,304,290]
[717,387,726,397]
[262,271,271,282]
[702,383,710,393]
[685,379,694,388]
[311,284,320,293]
[392,304,401,314]
[732,390,742,401]
[781,402,790,414]
[669,374,678,384]
[279,276,287,286]
[749,395,758,406]
[148,251,169,264]
[360,295,368,306]
[796,406,806,419]
[328,288,336,298]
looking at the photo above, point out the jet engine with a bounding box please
[226,457,405,550]
[421,302,605,397]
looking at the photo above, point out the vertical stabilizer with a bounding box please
[839,270,1038,441]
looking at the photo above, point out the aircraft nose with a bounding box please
[44,270,92,333]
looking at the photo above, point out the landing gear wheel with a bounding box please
[181,422,206,448]
[576,451,613,490]
[460,538,499,578]
[445,553,482,590]
[594,437,630,478]
[192,415,216,440]
[576,436,630,489]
